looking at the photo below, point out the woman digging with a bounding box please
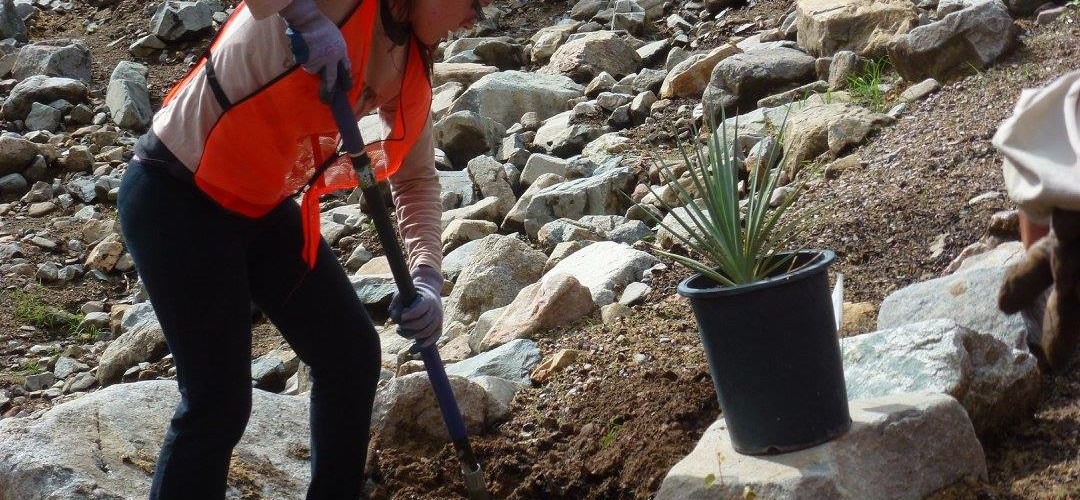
[116,0,488,497]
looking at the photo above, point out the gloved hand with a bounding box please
[280,0,352,103]
[998,208,1080,373]
[389,265,444,352]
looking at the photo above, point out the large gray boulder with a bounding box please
[24,102,60,132]
[0,380,311,499]
[448,70,583,129]
[433,110,505,170]
[656,392,986,499]
[12,40,91,83]
[443,234,547,329]
[532,110,603,158]
[106,61,152,131]
[842,319,1040,437]
[877,264,1038,350]
[372,372,517,442]
[796,0,920,57]
[540,31,642,83]
[887,0,1017,83]
[522,167,635,238]
[2,75,87,121]
[545,240,658,306]
[97,302,168,386]
[445,338,542,384]
[503,172,565,232]
[702,45,817,114]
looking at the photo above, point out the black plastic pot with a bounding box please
[677,250,850,455]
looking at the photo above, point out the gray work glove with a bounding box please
[389,265,444,352]
[280,0,352,103]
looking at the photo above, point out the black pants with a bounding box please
[118,159,381,500]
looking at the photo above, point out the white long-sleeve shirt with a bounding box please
[994,70,1080,225]
[147,0,443,272]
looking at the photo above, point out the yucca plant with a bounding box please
[644,111,812,287]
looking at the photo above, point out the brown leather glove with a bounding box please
[998,209,1080,373]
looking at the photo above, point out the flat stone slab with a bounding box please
[0,380,310,499]
[657,391,986,499]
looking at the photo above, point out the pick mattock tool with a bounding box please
[326,81,490,500]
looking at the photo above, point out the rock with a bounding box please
[97,302,167,385]
[446,339,541,384]
[106,61,152,130]
[782,101,892,174]
[372,372,516,442]
[796,0,920,57]
[2,75,87,121]
[619,281,651,305]
[702,45,817,114]
[251,354,288,393]
[523,167,634,238]
[1036,4,1066,24]
[27,201,56,217]
[877,264,1038,350]
[442,196,503,228]
[85,233,123,272]
[601,302,632,324]
[0,0,25,42]
[448,70,583,129]
[659,44,740,99]
[439,170,477,208]
[52,356,87,379]
[444,234,547,329]
[531,349,579,382]
[12,40,91,82]
[432,110,505,170]
[479,273,595,351]
[466,155,515,219]
[442,238,483,282]
[828,50,859,90]
[502,173,565,232]
[576,214,651,244]
[541,31,642,83]
[843,319,1039,437]
[532,110,603,157]
[656,392,986,499]
[0,172,27,195]
[129,34,166,58]
[537,218,603,248]
[24,372,56,391]
[441,219,498,254]
[951,241,1024,273]
[840,301,877,334]
[636,39,670,67]
[0,380,311,499]
[545,241,658,306]
[431,62,499,89]
[24,101,60,132]
[887,0,1017,82]
[899,77,940,102]
[0,135,40,175]
[151,0,213,41]
[521,153,569,187]
[607,0,646,34]
[529,23,580,64]
[585,71,617,98]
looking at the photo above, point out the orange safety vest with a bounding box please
[163,0,432,268]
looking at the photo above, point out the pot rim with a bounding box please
[676,249,836,298]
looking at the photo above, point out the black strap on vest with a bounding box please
[203,56,233,111]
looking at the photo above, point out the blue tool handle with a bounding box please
[421,347,469,441]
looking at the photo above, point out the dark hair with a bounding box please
[380,0,434,75]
